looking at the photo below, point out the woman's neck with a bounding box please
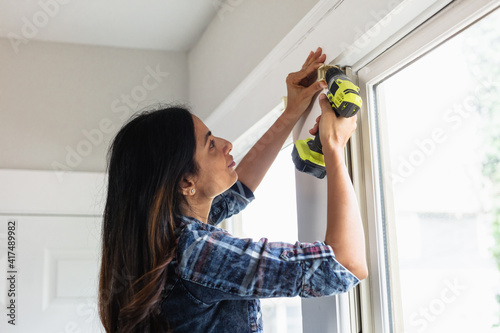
[180,197,213,223]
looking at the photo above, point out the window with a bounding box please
[356,2,500,332]
[218,101,302,333]
[230,143,303,333]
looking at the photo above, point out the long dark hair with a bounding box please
[98,106,199,332]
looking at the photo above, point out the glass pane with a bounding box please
[374,8,500,333]
[236,143,302,333]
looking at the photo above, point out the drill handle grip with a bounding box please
[309,129,323,154]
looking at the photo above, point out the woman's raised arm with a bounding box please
[315,93,368,280]
[236,47,327,192]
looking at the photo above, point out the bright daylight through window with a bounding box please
[231,143,302,333]
[374,7,500,333]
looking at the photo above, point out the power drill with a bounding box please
[291,65,362,179]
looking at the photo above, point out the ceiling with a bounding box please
[0,0,218,51]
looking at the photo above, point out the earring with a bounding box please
[191,188,195,194]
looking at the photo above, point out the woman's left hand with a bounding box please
[285,47,328,119]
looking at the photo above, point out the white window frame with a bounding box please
[352,0,500,332]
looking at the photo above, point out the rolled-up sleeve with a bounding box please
[209,180,255,226]
[176,222,360,303]
[279,242,360,297]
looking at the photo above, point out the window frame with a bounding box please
[352,0,500,331]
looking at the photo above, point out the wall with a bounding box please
[201,0,451,143]
[188,0,319,120]
[0,39,188,174]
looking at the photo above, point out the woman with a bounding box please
[98,47,367,332]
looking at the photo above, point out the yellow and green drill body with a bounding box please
[292,66,363,179]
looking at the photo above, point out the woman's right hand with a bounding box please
[309,93,358,152]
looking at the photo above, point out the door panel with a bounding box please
[1,216,102,332]
[0,170,105,332]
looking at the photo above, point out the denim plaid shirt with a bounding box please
[160,181,360,332]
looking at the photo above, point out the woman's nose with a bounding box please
[222,139,232,155]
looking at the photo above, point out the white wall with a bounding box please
[0,38,188,173]
[0,0,450,173]
[203,0,451,144]
[188,0,319,120]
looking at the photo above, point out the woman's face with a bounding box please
[191,115,238,198]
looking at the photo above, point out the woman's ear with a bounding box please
[179,176,196,196]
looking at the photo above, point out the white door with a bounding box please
[0,170,105,332]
